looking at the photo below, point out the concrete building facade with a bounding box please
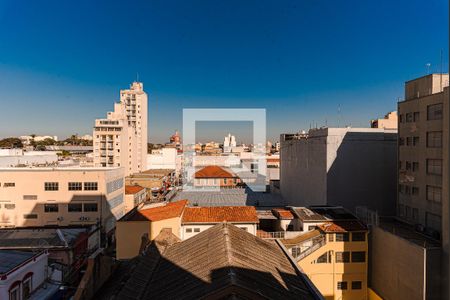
[397,73,449,298]
[280,127,397,215]
[93,82,148,176]
[0,167,125,234]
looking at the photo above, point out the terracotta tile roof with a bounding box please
[182,206,259,224]
[194,165,235,178]
[124,200,188,222]
[271,208,295,220]
[318,221,367,233]
[266,158,280,163]
[125,185,145,194]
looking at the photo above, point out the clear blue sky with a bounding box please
[0,0,448,143]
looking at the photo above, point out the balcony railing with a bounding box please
[257,231,285,239]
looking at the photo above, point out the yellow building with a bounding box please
[282,220,368,300]
[115,200,187,259]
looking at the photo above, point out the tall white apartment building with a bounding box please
[93,82,148,176]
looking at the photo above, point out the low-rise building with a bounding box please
[124,185,147,213]
[97,223,324,299]
[280,206,369,300]
[0,250,49,300]
[194,165,241,188]
[115,200,187,259]
[370,111,398,130]
[181,206,258,239]
[0,167,125,238]
[115,201,259,259]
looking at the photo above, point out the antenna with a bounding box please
[440,49,443,91]
[337,104,341,128]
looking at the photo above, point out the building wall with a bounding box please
[298,232,368,300]
[93,82,148,177]
[370,226,441,300]
[116,221,149,259]
[0,252,48,300]
[193,178,239,188]
[181,223,257,240]
[124,189,146,214]
[0,168,125,231]
[150,217,182,240]
[281,128,397,215]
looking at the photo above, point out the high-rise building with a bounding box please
[280,127,397,215]
[397,73,449,297]
[93,82,148,176]
[223,133,236,153]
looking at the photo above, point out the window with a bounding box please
[406,161,411,170]
[194,228,200,233]
[9,284,20,300]
[427,159,442,175]
[412,208,419,221]
[426,212,441,232]
[291,247,301,258]
[405,206,411,218]
[412,186,419,195]
[413,112,420,122]
[427,185,442,203]
[352,251,366,262]
[23,214,38,219]
[427,103,443,120]
[406,113,413,122]
[44,182,59,191]
[4,204,15,209]
[315,252,329,263]
[84,182,98,191]
[398,161,402,170]
[68,182,82,191]
[399,137,404,146]
[186,228,192,233]
[413,136,420,146]
[3,182,15,187]
[328,234,334,242]
[44,204,58,213]
[427,131,442,148]
[23,195,37,200]
[352,281,362,290]
[406,137,412,146]
[404,185,411,195]
[399,184,404,194]
[68,203,82,212]
[84,203,98,212]
[399,114,403,123]
[337,281,348,290]
[23,275,32,299]
[398,204,405,217]
[335,233,349,242]
[412,162,419,172]
[308,225,316,231]
[352,232,365,241]
[335,251,350,263]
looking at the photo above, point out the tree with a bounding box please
[0,138,23,148]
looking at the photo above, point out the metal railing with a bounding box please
[257,231,285,239]
[294,235,326,261]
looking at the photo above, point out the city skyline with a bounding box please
[0,0,448,143]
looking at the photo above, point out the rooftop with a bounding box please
[318,221,367,233]
[121,200,188,222]
[290,207,328,222]
[272,208,295,220]
[0,250,42,275]
[125,185,145,195]
[0,227,89,249]
[97,223,322,299]
[194,165,235,178]
[170,188,285,207]
[182,206,258,224]
[309,206,358,221]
